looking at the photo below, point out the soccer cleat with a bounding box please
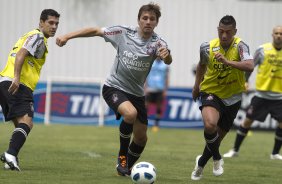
[0,152,21,171]
[4,157,20,170]
[213,159,224,176]
[223,149,239,158]
[270,154,282,160]
[191,155,203,180]
[116,155,131,176]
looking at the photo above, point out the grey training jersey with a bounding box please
[102,25,169,96]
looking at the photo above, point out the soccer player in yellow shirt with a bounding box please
[191,15,254,180]
[224,26,282,160]
[0,9,60,171]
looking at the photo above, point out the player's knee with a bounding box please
[204,122,217,132]
[123,109,138,123]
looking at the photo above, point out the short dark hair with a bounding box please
[40,9,60,21]
[219,15,236,28]
[138,3,161,22]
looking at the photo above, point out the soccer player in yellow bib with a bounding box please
[191,15,254,180]
[224,26,282,160]
[0,9,60,171]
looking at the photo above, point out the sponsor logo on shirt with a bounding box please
[104,30,122,35]
[121,51,150,71]
[212,47,220,52]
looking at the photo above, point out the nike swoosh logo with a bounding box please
[217,73,231,79]
[271,69,279,72]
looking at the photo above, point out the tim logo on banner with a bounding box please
[148,87,203,128]
[33,82,116,125]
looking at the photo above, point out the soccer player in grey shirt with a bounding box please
[56,3,172,176]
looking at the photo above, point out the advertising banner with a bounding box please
[147,87,203,128]
[0,82,277,130]
[33,82,116,125]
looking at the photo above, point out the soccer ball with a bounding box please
[131,162,157,184]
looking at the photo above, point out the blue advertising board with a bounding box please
[147,87,203,128]
[0,81,277,130]
[32,82,117,125]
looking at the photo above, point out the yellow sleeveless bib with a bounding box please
[200,37,246,98]
[0,29,48,91]
[256,43,282,93]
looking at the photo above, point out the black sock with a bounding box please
[272,127,282,154]
[155,108,161,126]
[198,145,212,167]
[204,131,221,160]
[234,125,249,152]
[127,141,145,169]
[7,123,30,156]
[118,120,133,156]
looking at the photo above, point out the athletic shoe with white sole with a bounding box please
[0,152,21,171]
[223,149,239,158]
[4,157,19,170]
[191,155,203,180]
[270,154,282,160]
[213,159,224,176]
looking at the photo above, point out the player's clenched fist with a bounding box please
[56,36,68,47]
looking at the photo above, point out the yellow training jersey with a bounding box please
[200,37,246,99]
[256,43,282,93]
[0,29,48,91]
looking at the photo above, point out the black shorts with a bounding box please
[246,96,282,122]
[0,81,34,121]
[199,92,241,132]
[102,85,148,124]
[146,91,163,104]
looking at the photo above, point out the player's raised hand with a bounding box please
[215,52,228,64]
[56,36,68,47]
[157,47,170,60]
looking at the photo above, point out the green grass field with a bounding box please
[0,123,280,184]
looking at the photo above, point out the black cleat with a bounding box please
[116,155,131,176]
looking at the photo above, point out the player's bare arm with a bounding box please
[158,47,172,65]
[215,52,254,72]
[56,27,103,47]
[192,63,206,101]
[8,48,29,95]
